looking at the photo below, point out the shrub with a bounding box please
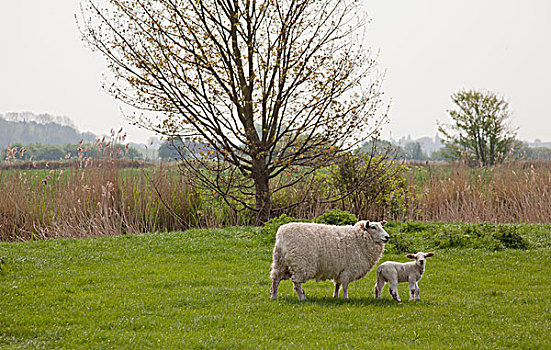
[259,214,309,242]
[492,225,528,249]
[386,231,418,254]
[329,151,412,221]
[384,222,530,253]
[313,209,358,226]
[401,221,432,233]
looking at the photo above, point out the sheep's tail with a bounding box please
[270,243,289,281]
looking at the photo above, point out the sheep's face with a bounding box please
[359,220,390,243]
[406,252,434,267]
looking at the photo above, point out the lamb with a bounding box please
[374,252,434,302]
[270,220,390,300]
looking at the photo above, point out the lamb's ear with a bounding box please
[381,220,388,226]
[426,252,435,258]
[359,221,367,230]
[406,254,415,259]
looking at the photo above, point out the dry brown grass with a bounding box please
[2,155,551,241]
[407,162,551,223]
[0,160,205,241]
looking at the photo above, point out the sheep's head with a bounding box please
[406,252,434,267]
[357,220,390,243]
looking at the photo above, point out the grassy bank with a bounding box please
[1,224,550,348]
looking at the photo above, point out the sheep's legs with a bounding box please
[270,278,280,299]
[333,282,349,298]
[342,283,349,299]
[389,282,401,302]
[293,282,306,301]
[333,283,340,298]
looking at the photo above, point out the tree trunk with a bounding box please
[252,159,273,225]
[254,176,272,225]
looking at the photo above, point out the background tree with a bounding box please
[403,142,427,160]
[438,89,518,166]
[79,0,386,223]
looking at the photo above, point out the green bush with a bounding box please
[384,222,530,253]
[329,151,412,221]
[432,226,502,251]
[401,221,432,233]
[386,231,418,254]
[313,209,358,226]
[492,225,528,249]
[261,218,530,252]
[259,214,309,242]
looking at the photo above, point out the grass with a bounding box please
[1,225,550,348]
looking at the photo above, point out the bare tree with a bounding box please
[78,0,386,224]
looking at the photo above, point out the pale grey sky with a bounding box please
[1,0,550,143]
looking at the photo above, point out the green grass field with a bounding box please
[1,226,550,349]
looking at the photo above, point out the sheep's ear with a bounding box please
[426,252,435,258]
[406,254,415,259]
[381,220,388,226]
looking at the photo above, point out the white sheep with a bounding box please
[270,220,390,300]
[374,251,434,302]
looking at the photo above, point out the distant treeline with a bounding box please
[3,142,143,162]
[0,112,96,149]
[361,139,551,162]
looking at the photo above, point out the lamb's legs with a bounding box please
[333,282,340,298]
[374,281,385,299]
[409,281,420,301]
[270,278,280,299]
[374,275,386,299]
[293,282,306,301]
[389,282,401,302]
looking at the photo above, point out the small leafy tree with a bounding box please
[329,148,410,220]
[438,89,519,166]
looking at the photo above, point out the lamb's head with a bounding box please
[357,220,390,243]
[406,252,434,268]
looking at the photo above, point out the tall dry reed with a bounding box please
[0,131,241,241]
[407,162,551,223]
[2,153,551,242]
[0,160,207,241]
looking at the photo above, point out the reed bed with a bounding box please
[0,160,226,241]
[407,162,551,223]
[1,157,551,241]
